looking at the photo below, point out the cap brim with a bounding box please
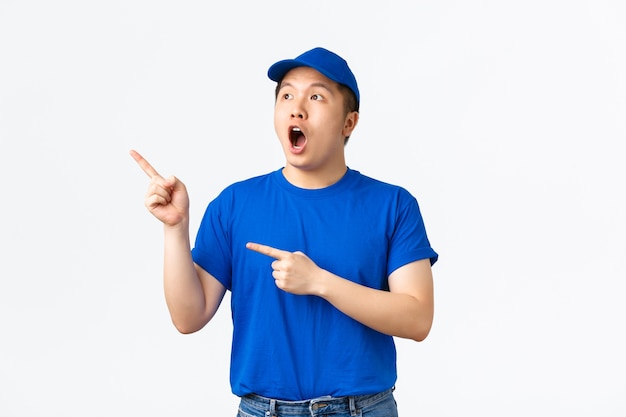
[268,59,343,88]
[267,59,304,82]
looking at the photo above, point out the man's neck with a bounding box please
[282,164,348,189]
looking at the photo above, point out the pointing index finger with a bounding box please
[129,149,162,178]
[246,242,289,260]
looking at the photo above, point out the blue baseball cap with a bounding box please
[268,47,360,106]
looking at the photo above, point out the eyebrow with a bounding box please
[279,81,334,94]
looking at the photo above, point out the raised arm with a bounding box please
[130,150,226,334]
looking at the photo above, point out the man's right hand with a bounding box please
[129,150,189,227]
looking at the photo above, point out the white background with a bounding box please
[1,1,625,416]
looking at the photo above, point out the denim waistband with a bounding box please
[241,387,394,416]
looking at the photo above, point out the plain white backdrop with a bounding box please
[1,1,624,416]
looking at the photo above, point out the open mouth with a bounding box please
[289,127,307,149]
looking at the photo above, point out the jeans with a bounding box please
[237,387,398,417]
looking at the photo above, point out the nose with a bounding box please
[290,98,307,119]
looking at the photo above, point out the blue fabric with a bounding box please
[267,47,361,105]
[191,168,438,400]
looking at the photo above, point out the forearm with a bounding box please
[162,221,207,333]
[245,243,435,340]
[316,270,433,341]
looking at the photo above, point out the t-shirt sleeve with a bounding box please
[386,190,438,276]
[191,192,233,290]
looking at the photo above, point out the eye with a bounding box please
[311,93,323,101]
[282,93,293,100]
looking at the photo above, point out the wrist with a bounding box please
[163,218,190,235]
[314,269,334,298]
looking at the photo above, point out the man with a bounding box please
[131,46,438,416]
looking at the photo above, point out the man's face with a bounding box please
[274,66,358,179]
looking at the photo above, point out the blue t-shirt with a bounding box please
[191,168,438,400]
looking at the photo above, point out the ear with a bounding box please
[342,111,359,137]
